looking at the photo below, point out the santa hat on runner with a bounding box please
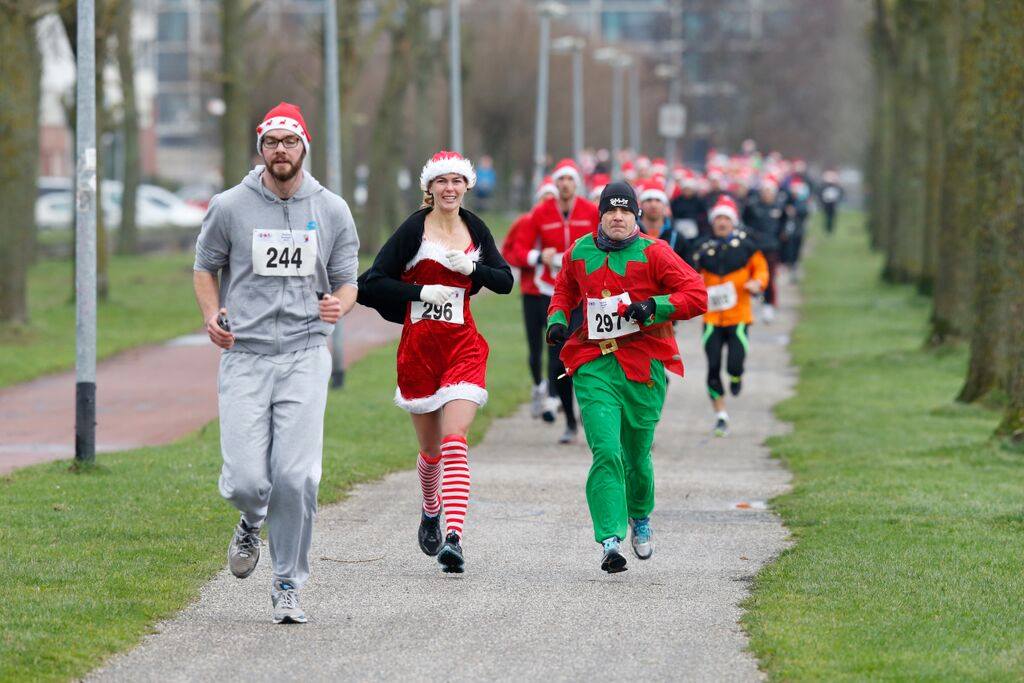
[760,174,780,191]
[256,102,312,154]
[637,178,669,206]
[709,195,740,226]
[535,175,557,202]
[589,173,610,200]
[550,158,583,186]
[620,161,637,181]
[652,158,668,175]
[420,150,477,191]
[680,168,699,189]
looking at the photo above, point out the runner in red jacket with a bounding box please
[508,158,599,444]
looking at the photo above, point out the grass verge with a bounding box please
[1,212,514,389]
[0,283,528,681]
[743,213,1024,679]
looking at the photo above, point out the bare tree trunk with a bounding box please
[988,2,1024,437]
[115,0,139,255]
[0,2,40,324]
[957,1,1014,404]
[365,2,426,251]
[930,0,981,345]
[221,0,254,188]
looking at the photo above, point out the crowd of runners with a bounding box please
[193,102,844,623]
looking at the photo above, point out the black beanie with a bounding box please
[598,181,640,217]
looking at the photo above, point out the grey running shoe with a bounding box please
[530,383,546,419]
[629,517,653,560]
[541,396,559,423]
[600,537,628,573]
[228,518,261,579]
[272,580,307,624]
[713,417,729,437]
[558,426,577,445]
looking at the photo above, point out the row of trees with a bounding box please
[866,0,1023,439]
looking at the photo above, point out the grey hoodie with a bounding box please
[194,166,360,355]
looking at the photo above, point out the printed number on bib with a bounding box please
[252,230,317,277]
[706,281,738,312]
[411,288,465,325]
[587,293,640,340]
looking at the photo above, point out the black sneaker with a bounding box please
[418,510,443,556]
[729,376,742,396]
[600,538,628,573]
[714,417,729,437]
[437,531,465,573]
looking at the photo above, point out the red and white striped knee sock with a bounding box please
[417,451,442,516]
[440,435,470,538]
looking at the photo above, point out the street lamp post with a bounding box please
[595,47,630,178]
[75,0,98,465]
[449,0,463,151]
[324,0,346,389]
[551,36,586,160]
[532,2,567,189]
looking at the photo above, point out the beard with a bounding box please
[266,150,305,182]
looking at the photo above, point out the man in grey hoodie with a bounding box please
[193,102,359,624]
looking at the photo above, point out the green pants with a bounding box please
[573,354,667,543]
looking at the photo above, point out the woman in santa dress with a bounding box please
[357,151,513,573]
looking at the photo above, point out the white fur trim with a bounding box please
[709,206,739,225]
[405,239,481,272]
[256,116,310,154]
[394,382,489,414]
[551,165,582,186]
[420,157,477,191]
[639,188,669,205]
[527,249,541,267]
[535,183,557,201]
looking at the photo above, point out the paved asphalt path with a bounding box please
[90,283,796,682]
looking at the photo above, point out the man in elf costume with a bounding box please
[546,181,707,573]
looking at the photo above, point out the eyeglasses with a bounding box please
[262,136,302,150]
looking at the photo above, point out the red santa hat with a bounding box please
[589,173,610,200]
[709,195,740,226]
[256,102,312,154]
[420,150,477,191]
[535,175,557,202]
[652,157,668,175]
[761,174,780,190]
[550,158,582,186]
[637,178,669,205]
[680,168,698,189]
[620,161,637,180]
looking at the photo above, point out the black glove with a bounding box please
[622,298,657,324]
[546,323,568,346]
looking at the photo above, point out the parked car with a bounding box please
[35,179,205,230]
[176,182,218,212]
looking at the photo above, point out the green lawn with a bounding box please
[1,212,515,389]
[0,252,203,388]
[0,283,529,681]
[743,213,1024,680]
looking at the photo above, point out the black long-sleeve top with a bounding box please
[357,207,514,324]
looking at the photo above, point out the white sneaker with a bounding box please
[761,304,775,324]
[272,579,307,624]
[541,396,560,423]
[530,383,546,418]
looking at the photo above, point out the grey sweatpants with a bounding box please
[217,345,331,588]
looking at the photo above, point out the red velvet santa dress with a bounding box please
[394,239,489,413]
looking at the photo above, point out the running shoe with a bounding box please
[228,517,261,579]
[713,417,729,437]
[530,383,546,419]
[418,510,443,556]
[271,579,307,624]
[729,376,743,396]
[761,304,776,324]
[437,532,465,573]
[541,396,559,423]
[600,537,627,573]
[558,426,577,444]
[629,517,653,560]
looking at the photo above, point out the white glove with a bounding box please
[446,249,476,276]
[420,284,458,306]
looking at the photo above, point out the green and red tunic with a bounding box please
[546,234,708,383]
